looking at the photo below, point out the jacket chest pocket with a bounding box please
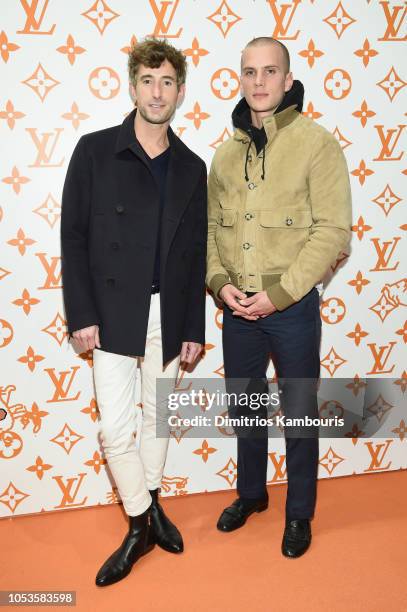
[258,209,313,271]
[215,208,238,269]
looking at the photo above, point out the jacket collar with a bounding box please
[115,107,138,153]
[263,104,299,134]
[234,104,300,144]
[115,107,196,164]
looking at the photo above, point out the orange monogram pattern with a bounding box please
[0,0,405,517]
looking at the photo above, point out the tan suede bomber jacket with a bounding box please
[206,104,352,311]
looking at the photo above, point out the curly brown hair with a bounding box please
[128,37,187,89]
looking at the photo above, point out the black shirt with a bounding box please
[146,146,171,289]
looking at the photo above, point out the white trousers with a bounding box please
[93,293,180,516]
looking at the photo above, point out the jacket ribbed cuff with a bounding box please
[266,282,296,311]
[209,273,231,299]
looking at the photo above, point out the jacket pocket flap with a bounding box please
[260,209,312,228]
[217,209,237,226]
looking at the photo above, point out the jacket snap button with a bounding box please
[243,242,251,250]
[245,213,253,220]
[286,217,293,226]
[248,182,255,190]
[115,204,124,214]
[111,242,119,250]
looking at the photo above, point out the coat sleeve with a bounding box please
[60,136,100,336]
[266,133,352,310]
[206,157,232,298]
[182,161,208,345]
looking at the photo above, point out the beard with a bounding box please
[137,102,175,125]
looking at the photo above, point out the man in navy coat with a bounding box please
[61,38,207,586]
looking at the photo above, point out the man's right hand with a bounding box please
[219,284,259,320]
[71,325,101,352]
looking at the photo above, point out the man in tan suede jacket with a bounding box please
[207,37,352,557]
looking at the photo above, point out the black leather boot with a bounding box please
[95,508,155,586]
[148,489,184,553]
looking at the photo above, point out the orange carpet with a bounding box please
[1,470,406,612]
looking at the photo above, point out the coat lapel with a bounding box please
[160,128,202,264]
[115,111,202,265]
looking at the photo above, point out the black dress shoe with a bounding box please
[148,489,184,553]
[217,495,269,532]
[95,508,155,586]
[282,519,311,558]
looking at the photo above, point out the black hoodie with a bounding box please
[231,79,305,155]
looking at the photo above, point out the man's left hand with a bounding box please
[180,341,202,365]
[233,291,277,318]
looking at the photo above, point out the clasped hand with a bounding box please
[219,284,277,320]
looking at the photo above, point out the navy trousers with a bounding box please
[222,287,321,520]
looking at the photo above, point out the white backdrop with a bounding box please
[0,0,406,517]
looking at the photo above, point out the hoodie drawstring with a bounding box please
[244,137,266,182]
[244,136,253,182]
[261,144,266,180]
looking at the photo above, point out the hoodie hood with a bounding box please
[231,79,305,136]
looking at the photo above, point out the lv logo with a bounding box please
[53,473,88,508]
[266,0,302,40]
[364,440,393,472]
[378,1,407,41]
[373,125,406,162]
[26,128,64,168]
[17,0,56,35]
[149,0,182,38]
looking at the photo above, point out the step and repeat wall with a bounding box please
[0,0,405,517]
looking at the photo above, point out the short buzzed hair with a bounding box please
[241,37,290,74]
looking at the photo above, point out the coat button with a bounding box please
[248,182,256,190]
[115,204,124,214]
[107,277,115,286]
[243,242,251,250]
[245,213,253,220]
[111,242,120,250]
[286,217,293,226]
